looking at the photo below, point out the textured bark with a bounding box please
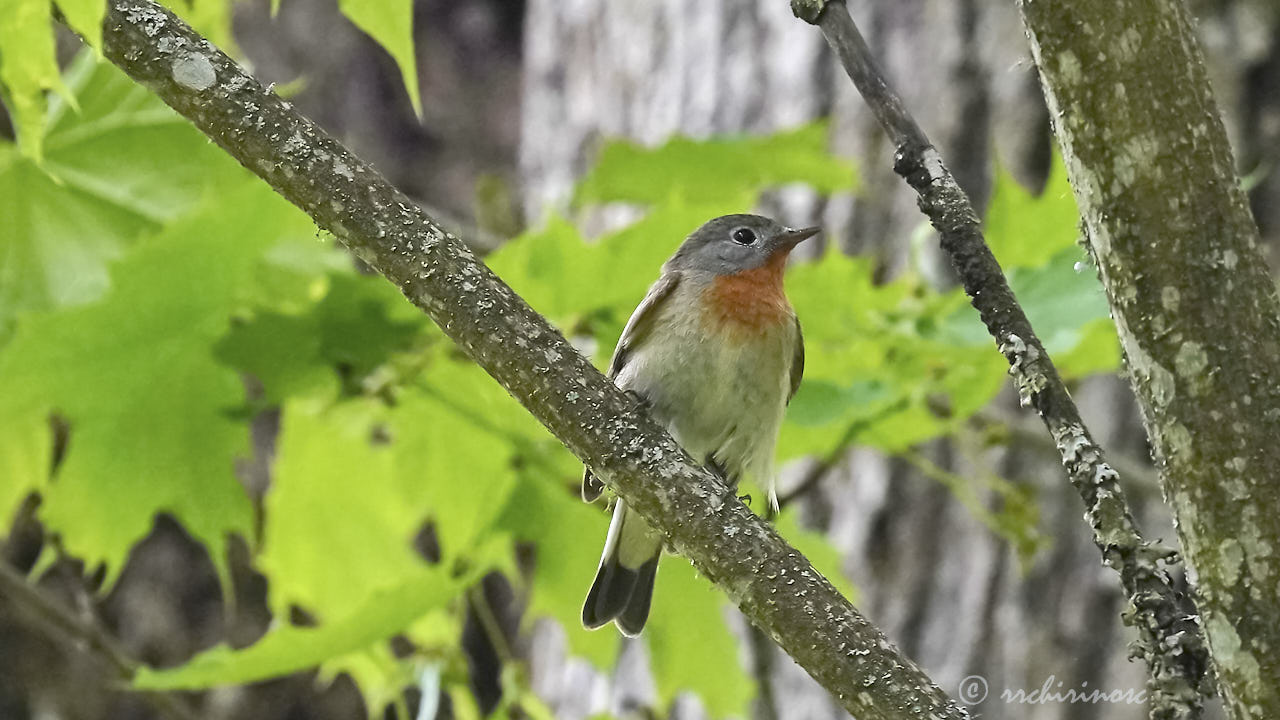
[92,2,972,718]
[1019,1,1280,717]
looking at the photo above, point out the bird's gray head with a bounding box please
[664,214,820,276]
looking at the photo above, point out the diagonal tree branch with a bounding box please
[0,562,200,720]
[791,1,1209,717]
[84,2,972,718]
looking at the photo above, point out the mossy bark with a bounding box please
[1020,1,1280,716]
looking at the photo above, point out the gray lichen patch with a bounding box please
[1114,26,1145,61]
[1222,248,1239,270]
[1054,425,1134,547]
[919,147,945,184]
[1232,505,1277,586]
[1118,324,1177,409]
[282,131,308,156]
[1111,131,1162,189]
[1205,613,1264,700]
[1220,539,1245,586]
[171,53,216,91]
[1170,489,1200,539]
[998,333,1047,408]
[1161,421,1194,464]
[1174,341,1211,396]
[1056,50,1082,84]
[123,3,169,37]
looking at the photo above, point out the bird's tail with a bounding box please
[581,500,661,636]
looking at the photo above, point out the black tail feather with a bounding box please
[582,556,638,629]
[582,553,660,635]
[615,555,659,636]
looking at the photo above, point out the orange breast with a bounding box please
[702,251,793,334]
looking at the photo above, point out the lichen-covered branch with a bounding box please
[794,2,1209,717]
[1019,1,1280,717]
[89,2,971,717]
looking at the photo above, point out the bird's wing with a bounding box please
[788,316,804,404]
[583,272,681,503]
[608,271,681,378]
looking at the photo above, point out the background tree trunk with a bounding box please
[1020,0,1280,716]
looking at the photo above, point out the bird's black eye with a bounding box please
[731,227,756,245]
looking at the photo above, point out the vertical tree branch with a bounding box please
[792,2,1209,718]
[1018,1,1280,717]
[83,2,973,717]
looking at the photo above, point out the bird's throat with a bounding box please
[703,251,793,333]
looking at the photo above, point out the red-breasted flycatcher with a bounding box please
[581,214,817,635]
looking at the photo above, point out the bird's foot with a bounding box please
[625,389,653,412]
[705,456,750,507]
[705,456,730,484]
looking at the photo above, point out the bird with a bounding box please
[580,213,817,636]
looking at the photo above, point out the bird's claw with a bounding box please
[705,455,729,483]
[704,456,750,506]
[625,389,653,411]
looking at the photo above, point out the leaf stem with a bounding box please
[467,584,513,665]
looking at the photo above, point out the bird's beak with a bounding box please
[779,226,821,250]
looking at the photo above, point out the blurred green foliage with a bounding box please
[336,0,421,116]
[0,0,410,159]
[0,44,1117,720]
[0,52,243,342]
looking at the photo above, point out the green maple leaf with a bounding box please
[0,180,315,589]
[0,53,242,343]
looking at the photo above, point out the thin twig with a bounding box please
[746,623,780,720]
[899,449,1016,540]
[972,408,1162,497]
[467,584,513,665]
[0,562,201,720]
[793,1,1207,716]
[747,504,783,720]
[777,396,911,509]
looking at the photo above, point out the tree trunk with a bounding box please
[1019,0,1280,716]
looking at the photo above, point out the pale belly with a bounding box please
[614,305,796,486]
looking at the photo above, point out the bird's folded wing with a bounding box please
[608,271,681,378]
[788,316,804,404]
[583,272,682,503]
